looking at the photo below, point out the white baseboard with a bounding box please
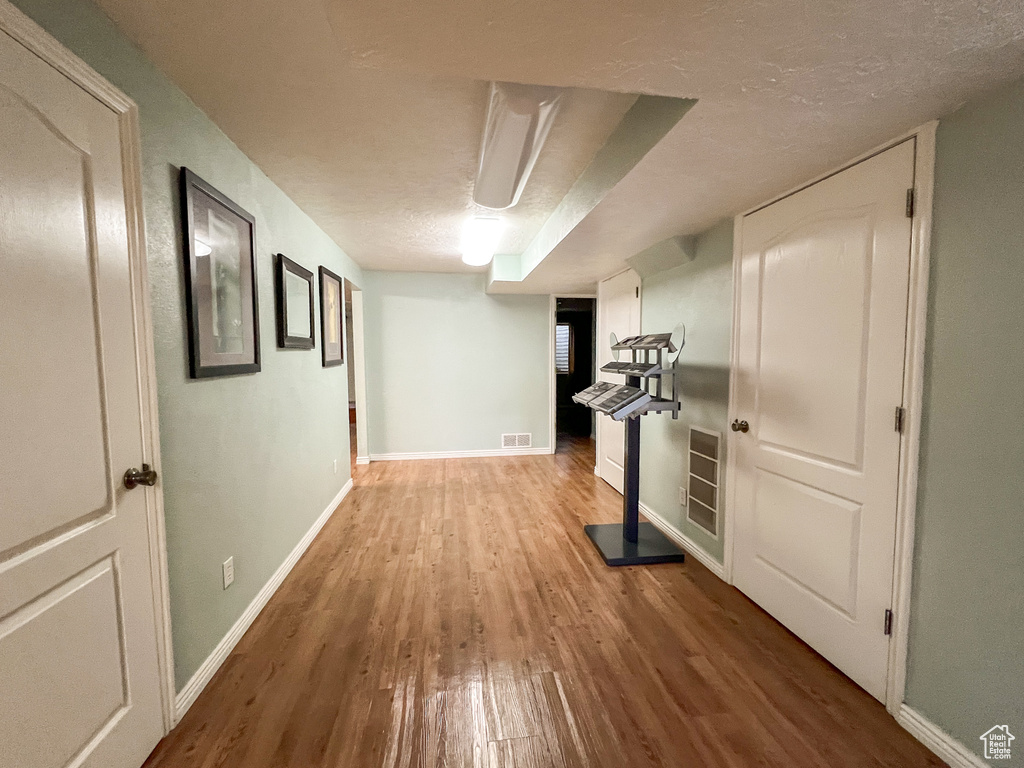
[355,456,369,465]
[369,447,553,461]
[639,502,727,580]
[173,478,354,723]
[896,705,989,768]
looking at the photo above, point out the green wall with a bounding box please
[905,77,1024,755]
[639,220,733,561]
[11,0,363,691]
[362,271,551,455]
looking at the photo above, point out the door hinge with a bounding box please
[635,287,639,298]
[884,609,894,636]
[905,188,915,218]
[895,406,906,434]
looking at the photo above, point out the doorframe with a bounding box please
[549,294,596,453]
[347,281,370,464]
[722,121,937,714]
[0,0,177,732]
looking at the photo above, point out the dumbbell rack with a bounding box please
[572,333,686,566]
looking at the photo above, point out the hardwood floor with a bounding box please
[144,437,945,768]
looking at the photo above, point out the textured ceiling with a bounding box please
[96,0,1024,288]
[92,0,635,273]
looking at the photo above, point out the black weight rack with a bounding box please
[572,332,686,566]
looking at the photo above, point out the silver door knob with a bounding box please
[124,463,158,489]
[731,419,749,433]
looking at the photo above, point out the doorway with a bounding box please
[554,298,595,447]
[730,138,916,702]
[344,279,368,466]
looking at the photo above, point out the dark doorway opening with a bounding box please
[555,298,595,442]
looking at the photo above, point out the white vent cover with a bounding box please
[687,426,721,536]
[501,433,533,449]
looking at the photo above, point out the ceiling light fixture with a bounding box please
[473,82,564,210]
[461,216,504,266]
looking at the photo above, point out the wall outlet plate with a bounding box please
[222,557,234,589]
[333,458,338,474]
[679,487,687,506]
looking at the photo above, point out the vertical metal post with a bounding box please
[622,375,642,543]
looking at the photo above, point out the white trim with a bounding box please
[722,213,742,585]
[594,281,606,481]
[123,73,179,740]
[349,284,369,462]
[640,503,726,579]
[886,121,937,714]
[738,124,933,217]
[724,123,937,714]
[896,705,988,768]
[0,0,133,112]
[549,295,557,452]
[174,479,353,721]
[355,456,370,465]
[369,447,553,462]
[0,0,178,732]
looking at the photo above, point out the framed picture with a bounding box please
[275,254,315,349]
[319,267,344,367]
[180,168,260,378]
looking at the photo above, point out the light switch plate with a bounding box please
[222,557,234,589]
[679,487,688,506]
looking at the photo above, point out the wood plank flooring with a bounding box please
[144,437,945,768]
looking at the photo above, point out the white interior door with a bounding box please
[596,269,641,492]
[732,140,915,701]
[0,27,165,768]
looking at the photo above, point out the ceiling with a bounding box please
[95,0,1024,291]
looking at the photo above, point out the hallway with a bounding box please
[144,438,943,768]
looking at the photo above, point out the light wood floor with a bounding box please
[145,437,945,768]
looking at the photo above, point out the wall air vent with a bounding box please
[501,433,533,449]
[687,427,721,536]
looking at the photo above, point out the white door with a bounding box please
[596,269,641,492]
[732,140,915,701]
[0,26,165,768]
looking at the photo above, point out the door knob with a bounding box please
[124,463,158,489]
[731,419,749,433]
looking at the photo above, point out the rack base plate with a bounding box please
[583,523,686,566]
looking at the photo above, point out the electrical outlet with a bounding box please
[333,458,338,474]
[222,557,234,589]
[679,487,688,506]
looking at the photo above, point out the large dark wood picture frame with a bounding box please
[180,167,261,378]
[319,266,344,367]
[275,254,315,349]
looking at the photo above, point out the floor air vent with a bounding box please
[501,433,533,449]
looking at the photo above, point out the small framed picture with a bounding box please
[319,267,343,367]
[275,254,315,349]
[180,168,260,378]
